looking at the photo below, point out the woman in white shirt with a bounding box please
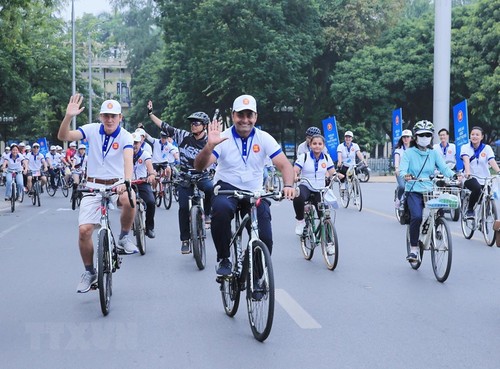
[393,129,412,207]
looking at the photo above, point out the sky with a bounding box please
[60,0,113,20]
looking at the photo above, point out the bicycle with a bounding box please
[356,162,371,183]
[131,179,147,255]
[298,177,339,271]
[179,169,208,270]
[405,178,460,283]
[78,181,135,316]
[153,164,172,210]
[7,170,24,212]
[70,171,85,211]
[46,166,69,197]
[264,165,283,192]
[338,163,362,211]
[215,187,282,342]
[460,174,499,246]
[27,170,42,207]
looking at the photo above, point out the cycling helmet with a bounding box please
[305,126,321,137]
[187,112,210,126]
[413,120,434,134]
[160,131,169,137]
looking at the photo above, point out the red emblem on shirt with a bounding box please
[253,144,260,153]
[138,159,143,164]
[481,152,486,157]
[321,163,326,168]
[112,142,119,150]
[448,150,452,154]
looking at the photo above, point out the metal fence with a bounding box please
[367,158,392,176]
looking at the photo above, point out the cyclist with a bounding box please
[2,143,27,201]
[58,94,137,293]
[46,145,63,189]
[147,100,214,254]
[62,141,77,184]
[134,128,153,155]
[393,129,413,207]
[296,126,328,157]
[194,94,295,276]
[0,146,10,185]
[399,120,456,262]
[293,134,343,237]
[132,132,157,238]
[460,126,500,218]
[433,128,456,170]
[18,142,27,155]
[70,144,88,197]
[26,142,48,195]
[144,129,179,184]
[336,131,367,190]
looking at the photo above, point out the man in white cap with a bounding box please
[194,94,295,277]
[46,145,62,189]
[26,142,48,195]
[58,94,137,294]
[336,130,367,186]
[134,127,153,155]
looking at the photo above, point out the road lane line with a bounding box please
[276,289,321,329]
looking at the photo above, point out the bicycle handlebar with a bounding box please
[77,180,135,208]
[297,177,336,193]
[214,185,287,201]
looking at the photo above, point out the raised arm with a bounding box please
[194,119,226,171]
[58,94,85,142]
[147,100,163,129]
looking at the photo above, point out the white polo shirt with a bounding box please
[295,151,335,190]
[27,152,46,172]
[213,126,282,191]
[46,151,62,167]
[133,148,152,179]
[4,153,25,172]
[433,142,456,167]
[337,142,360,166]
[146,137,178,164]
[73,153,88,172]
[78,123,133,179]
[460,142,495,185]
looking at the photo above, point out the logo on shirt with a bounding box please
[112,142,119,150]
[448,150,453,154]
[481,152,486,157]
[138,159,143,164]
[252,144,260,153]
[321,163,326,168]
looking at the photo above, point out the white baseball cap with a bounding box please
[344,131,354,137]
[32,143,40,148]
[135,128,146,137]
[131,132,142,142]
[50,145,56,150]
[69,141,77,147]
[25,145,31,150]
[402,129,413,137]
[232,94,257,113]
[78,144,86,149]
[100,99,121,114]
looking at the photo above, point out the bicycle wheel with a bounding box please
[431,217,453,282]
[61,177,69,197]
[163,182,173,210]
[34,182,41,207]
[406,225,423,270]
[482,199,498,247]
[97,229,113,316]
[394,189,402,223]
[321,219,339,271]
[155,182,162,207]
[358,168,370,183]
[450,207,460,222]
[173,184,179,202]
[300,207,316,260]
[10,183,16,212]
[272,175,282,192]
[46,180,56,197]
[71,188,77,210]
[31,185,37,206]
[190,205,206,270]
[338,181,349,208]
[353,179,362,211]
[460,193,474,239]
[134,204,147,255]
[246,240,274,342]
[220,213,242,317]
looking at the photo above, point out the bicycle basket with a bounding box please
[423,187,460,209]
[324,188,339,209]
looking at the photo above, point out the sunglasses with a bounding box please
[191,121,203,126]
[416,133,432,138]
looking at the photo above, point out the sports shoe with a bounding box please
[145,228,155,239]
[76,271,97,293]
[117,235,138,254]
[216,258,232,276]
[466,210,475,219]
[205,217,211,229]
[181,240,191,254]
[406,252,419,262]
[252,278,266,300]
[295,219,306,235]
[395,199,400,209]
[326,243,335,255]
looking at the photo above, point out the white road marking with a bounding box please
[276,288,321,329]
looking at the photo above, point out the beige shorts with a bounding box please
[78,183,119,226]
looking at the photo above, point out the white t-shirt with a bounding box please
[78,123,133,179]
[433,142,456,168]
[46,152,62,167]
[295,151,335,191]
[394,146,408,165]
[4,153,25,172]
[73,153,88,173]
[213,126,282,191]
[133,148,152,179]
[337,142,360,166]
[460,142,495,185]
[146,137,178,164]
[26,152,46,172]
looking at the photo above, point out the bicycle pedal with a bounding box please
[216,276,223,284]
[90,283,98,290]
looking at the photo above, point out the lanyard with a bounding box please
[441,143,449,156]
[344,142,353,159]
[233,128,255,166]
[311,151,324,179]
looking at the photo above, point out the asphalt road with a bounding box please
[1,180,500,369]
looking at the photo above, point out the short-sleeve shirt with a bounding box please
[4,153,25,172]
[433,142,456,167]
[460,142,495,185]
[133,148,152,179]
[394,146,408,163]
[294,151,335,191]
[337,142,360,166]
[27,152,46,172]
[73,153,88,171]
[78,123,133,179]
[147,137,178,164]
[46,152,62,167]
[213,126,282,191]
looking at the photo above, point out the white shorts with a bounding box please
[78,183,119,226]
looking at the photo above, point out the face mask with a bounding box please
[417,136,432,147]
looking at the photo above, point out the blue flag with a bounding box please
[392,108,403,151]
[322,116,339,162]
[37,138,48,156]
[453,100,469,171]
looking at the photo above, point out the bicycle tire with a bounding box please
[460,193,474,239]
[431,216,453,282]
[163,182,173,210]
[71,188,77,210]
[10,182,16,212]
[190,205,206,270]
[31,186,37,206]
[272,175,282,193]
[482,199,498,247]
[97,229,112,316]
[353,179,362,211]
[359,168,370,183]
[221,213,242,317]
[394,189,402,224]
[321,219,339,271]
[246,240,274,342]
[173,184,179,202]
[338,181,349,208]
[35,182,41,207]
[61,178,69,197]
[155,182,162,207]
[300,206,316,260]
[406,225,423,270]
[450,207,460,222]
[46,180,56,196]
[134,203,146,255]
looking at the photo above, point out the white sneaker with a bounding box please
[117,235,138,254]
[77,271,97,293]
[326,243,335,255]
[295,219,306,235]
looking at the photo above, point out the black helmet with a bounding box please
[187,112,210,126]
[160,131,169,137]
[306,126,321,136]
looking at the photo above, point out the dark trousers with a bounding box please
[293,184,321,220]
[137,183,156,231]
[211,181,273,261]
[464,177,482,211]
[177,177,213,241]
[407,192,424,247]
